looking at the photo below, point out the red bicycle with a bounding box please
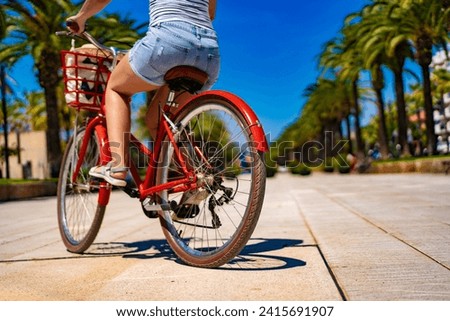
[56,30,268,268]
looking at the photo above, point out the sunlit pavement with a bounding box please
[1,172,449,300]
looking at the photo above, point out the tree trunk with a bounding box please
[352,80,365,160]
[416,37,436,155]
[374,89,390,158]
[420,63,437,155]
[1,65,9,178]
[37,50,62,178]
[372,67,389,158]
[393,67,410,156]
[345,114,353,154]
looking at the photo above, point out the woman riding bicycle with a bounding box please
[67,0,220,187]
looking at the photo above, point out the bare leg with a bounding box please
[105,53,159,179]
[145,86,169,139]
[145,86,194,139]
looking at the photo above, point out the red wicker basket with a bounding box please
[61,48,113,111]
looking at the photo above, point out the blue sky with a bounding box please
[11,0,373,139]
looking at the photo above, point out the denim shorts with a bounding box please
[129,21,220,90]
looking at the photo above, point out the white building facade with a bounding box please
[431,47,450,154]
[1,130,49,179]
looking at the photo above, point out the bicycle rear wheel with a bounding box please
[57,127,108,253]
[157,95,266,268]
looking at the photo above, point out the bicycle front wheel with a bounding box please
[57,127,108,253]
[157,95,266,268]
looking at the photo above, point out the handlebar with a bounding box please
[56,30,123,55]
[56,21,128,68]
[66,19,81,33]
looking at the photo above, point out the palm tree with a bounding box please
[319,31,366,160]
[1,4,14,178]
[0,6,6,40]
[301,77,352,164]
[2,1,145,177]
[405,83,427,154]
[320,39,352,153]
[88,13,147,49]
[444,0,450,31]
[370,63,390,158]
[387,0,449,154]
[357,1,415,156]
[0,65,10,178]
[342,9,390,158]
[20,91,47,131]
[277,99,322,166]
[303,80,346,135]
[339,24,367,160]
[2,0,75,177]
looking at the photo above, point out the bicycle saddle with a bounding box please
[164,66,209,94]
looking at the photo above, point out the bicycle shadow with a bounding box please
[218,238,306,271]
[87,238,306,271]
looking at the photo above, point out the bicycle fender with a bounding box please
[183,90,269,152]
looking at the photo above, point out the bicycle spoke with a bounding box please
[58,127,107,253]
[157,98,265,267]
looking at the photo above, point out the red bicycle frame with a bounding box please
[72,89,268,206]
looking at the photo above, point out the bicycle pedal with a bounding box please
[143,209,159,219]
[141,198,159,219]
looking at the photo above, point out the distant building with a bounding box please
[1,131,48,179]
[431,47,450,154]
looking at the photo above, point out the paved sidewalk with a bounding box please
[0,173,449,300]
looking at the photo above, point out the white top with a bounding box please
[150,0,213,29]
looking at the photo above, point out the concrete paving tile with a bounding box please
[292,186,450,300]
[1,172,449,301]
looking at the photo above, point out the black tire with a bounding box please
[57,127,107,253]
[156,96,266,267]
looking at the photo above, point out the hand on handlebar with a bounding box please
[66,17,86,34]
